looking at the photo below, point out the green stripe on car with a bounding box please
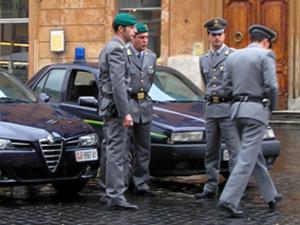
[84,119,103,126]
[151,132,168,139]
[83,119,167,139]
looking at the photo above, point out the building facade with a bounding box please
[1,0,300,110]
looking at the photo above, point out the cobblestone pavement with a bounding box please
[0,128,299,225]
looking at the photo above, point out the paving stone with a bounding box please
[0,128,298,224]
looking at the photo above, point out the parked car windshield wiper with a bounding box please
[0,97,30,103]
[152,99,165,103]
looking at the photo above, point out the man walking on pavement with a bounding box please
[98,12,138,210]
[127,23,156,196]
[217,24,282,218]
[195,17,239,200]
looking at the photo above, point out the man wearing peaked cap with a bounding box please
[195,17,239,201]
[204,17,228,34]
[217,24,281,217]
[126,22,157,197]
[97,12,138,210]
[249,24,277,48]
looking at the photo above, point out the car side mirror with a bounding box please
[78,96,98,108]
[39,93,51,102]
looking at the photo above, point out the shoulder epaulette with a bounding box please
[145,48,154,54]
[224,50,230,56]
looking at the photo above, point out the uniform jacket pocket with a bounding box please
[100,97,118,117]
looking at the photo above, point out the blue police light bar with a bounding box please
[74,47,86,63]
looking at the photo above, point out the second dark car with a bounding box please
[27,58,280,177]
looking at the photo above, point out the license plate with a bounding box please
[223,149,229,161]
[75,149,98,162]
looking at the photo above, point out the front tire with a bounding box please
[53,180,87,196]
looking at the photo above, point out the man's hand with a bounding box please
[123,114,133,128]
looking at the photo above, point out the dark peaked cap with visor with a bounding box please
[249,24,277,42]
[204,17,228,34]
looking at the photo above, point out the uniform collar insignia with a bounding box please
[117,44,124,49]
[127,48,131,56]
[224,50,230,56]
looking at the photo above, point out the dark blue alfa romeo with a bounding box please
[0,70,100,194]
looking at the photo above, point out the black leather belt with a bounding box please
[130,92,146,100]
[101,92,113,99]
[233,95,264,103]
[206,96,231,103]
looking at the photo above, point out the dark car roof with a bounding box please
[36,62,99,72]
[28,62,179,86]
[33,62,172,76]
[28,61,204,100]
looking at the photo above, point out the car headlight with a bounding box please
[264,127,275,139]
[78,133,99,147]
[168,131,204,143]
[0,139,14,150]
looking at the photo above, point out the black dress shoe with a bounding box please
[194,190,216,199]
[217,201,244,218]
[268,194,282,209]
[108,200,138,210]
[134,189,156,197]
[100,195,108,204]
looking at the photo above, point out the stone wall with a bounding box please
[29,0,115,77]
[160,0,223,91]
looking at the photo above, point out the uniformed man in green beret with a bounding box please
[195,17,239,200]
[98,12,138,210]
[126,23,156,196]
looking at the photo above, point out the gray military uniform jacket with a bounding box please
[98,36,130,118]
[223,43,279,125]
[199,44,235,118]
[127,46,156,123]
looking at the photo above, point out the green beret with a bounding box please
[135,23,148,34]
[114,13,137,26]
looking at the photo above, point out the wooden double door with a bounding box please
[224,0,288,109]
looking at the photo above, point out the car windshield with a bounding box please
[149,69,204,102]
[0,70,37,103]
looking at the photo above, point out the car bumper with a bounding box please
[0,149,99,186]
[150,139,280,176]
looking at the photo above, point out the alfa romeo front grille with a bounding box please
[39,139,63,173]
[65,139,79,150]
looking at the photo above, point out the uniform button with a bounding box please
[140,88,144,91]
[213,76,217,79]
[212,92,216,95]
[141,71,143,75]
[213,69,217,72]
[213,84,216,87]
[141,80,144,83]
